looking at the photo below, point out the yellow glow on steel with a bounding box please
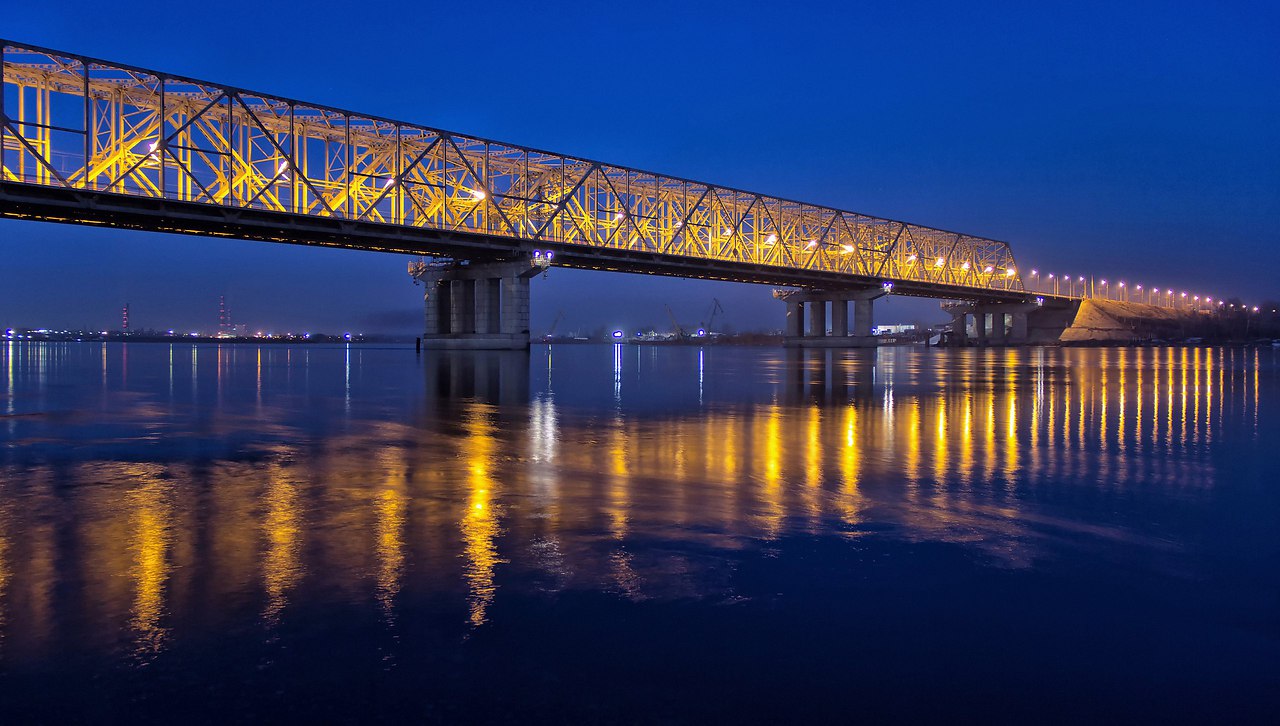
[0,42,1028,295]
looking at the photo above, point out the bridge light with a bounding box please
[934,257,945,267]
[961,262,970,271]
[1035,297,1044,306]
[1004,268,1015,276]
[882,281,894,293]
[906,254,917,262]
[841,245,854,254]
[471,189,486,200]
[615,212,626,221]
[383,177,395,188]
[807,240,818,249]
[1181,292,1187,298]
[765,234,777,244]
[1048,273,1054,279]
[1078,277,1084,282]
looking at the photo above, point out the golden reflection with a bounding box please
[837,403,861,526]
[804,404,822,524]
[933,393,948,483]
[1004,393,1018,477]
[607,415,631,539]
[375,451,408,619]
[0,345,1266,653]
[905,398,921,488]
[1099,349,1108,450]
[462,403,502,626]
[1180,347,1189,445]
[758,405,784,538]
[262,463,303,625]
[960,392,974,484]
[985,390,997,483]
[125,464,174,657]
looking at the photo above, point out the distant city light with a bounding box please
[611,330,624,339]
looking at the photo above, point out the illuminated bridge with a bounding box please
[2,40,1063,348]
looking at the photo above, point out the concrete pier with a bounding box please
[412,258,542,349]
[776,287,884,348]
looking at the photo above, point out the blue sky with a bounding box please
[2,0,1277,334]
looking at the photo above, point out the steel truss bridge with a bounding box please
[1,40,1037,303]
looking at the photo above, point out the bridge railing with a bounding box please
[2,40,1024,293]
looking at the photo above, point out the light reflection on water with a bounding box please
[0,342,1273,675]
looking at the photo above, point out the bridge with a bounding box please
[0,40,1164,348]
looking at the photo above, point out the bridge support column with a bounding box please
[777,288,881,347]
[1010,311,1029,343]
[950,312,969,346]
[808,300,827,337]
[852,296,875,338]
[976,310,990,345]
[992,312,1009,345]
[411,258,542,349]
[785,299,804,338]
[830,299,849,338]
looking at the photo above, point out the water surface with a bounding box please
[1,342,1277,722]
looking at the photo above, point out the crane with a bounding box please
[543,309,565,341]
[665,304,686,339]
[701,298,725,335]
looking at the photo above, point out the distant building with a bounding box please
[873,324,917,336]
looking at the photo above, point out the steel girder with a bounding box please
[1,40,1027,298]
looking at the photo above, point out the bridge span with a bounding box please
[2,40,1064,348]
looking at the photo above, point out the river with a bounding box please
[0,342,1276,722]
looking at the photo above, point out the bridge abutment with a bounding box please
[412,258,541,350]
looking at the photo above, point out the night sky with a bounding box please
[2,1,1277,335]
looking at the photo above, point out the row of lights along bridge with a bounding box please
[1024,271,1259,312]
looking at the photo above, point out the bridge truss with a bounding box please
[1,40,1025,297]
